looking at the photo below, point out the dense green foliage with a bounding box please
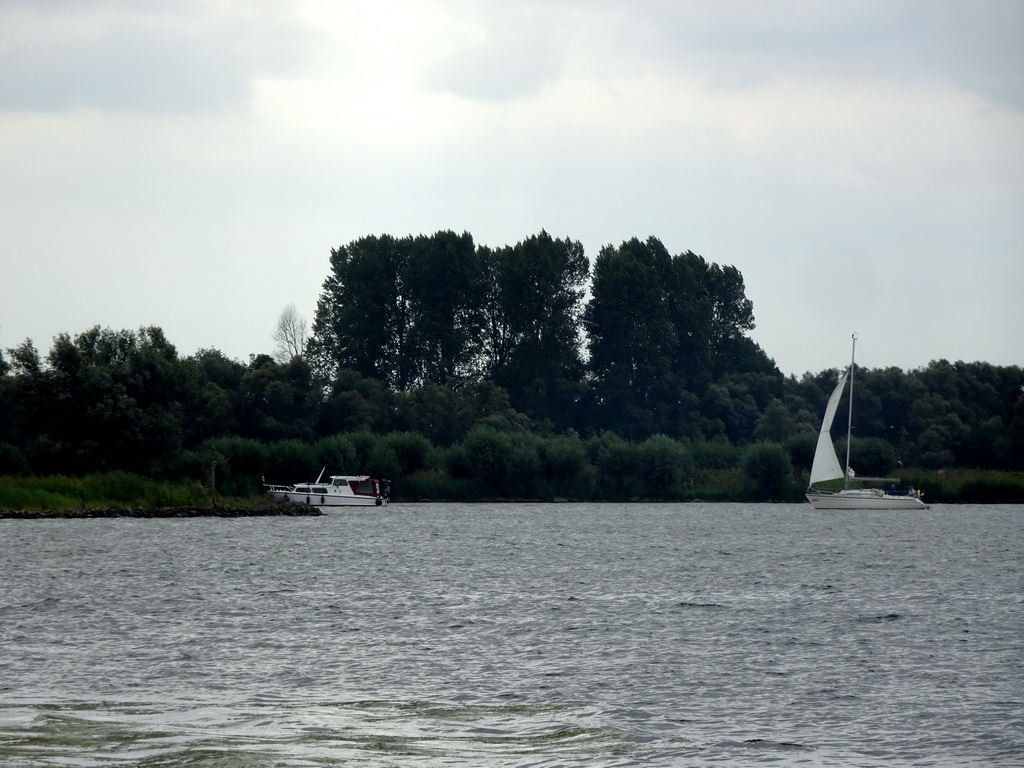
[2,229,1023,503]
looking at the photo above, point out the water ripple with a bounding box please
[1,504,1021,766]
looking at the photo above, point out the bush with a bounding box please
[540,434,588,497]
[587,433,644,499]
[638,435,695,498]
[197,436,266,496]
[785,433,817,474]
[693,468,747,501]
[346,430,379,472]
[504,441,542,498]
[741,442,794,501]
[690,440,740,471]
[263,439,318,484]
[315,434,359,473]
[381,431,436,476]
[458,426,514,491]
[366,442,402,484]
[541,434,586,480]
[591,434,643,477]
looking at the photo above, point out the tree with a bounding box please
[483,231,589,426]
[11,326,188,474]
[7,339,41,375]
[181,348,247,446]
[667,251,758,385]
[404,230,484,385]
[480,244,516,376]
[308,234,411,387]
[237,355,318,442]
[741,442,793,500]
[754,398,797,442]
[584,237,679,437]
[272,303,308,362]
[583,238,764,440]
[309,231,485,389]
[705,262,755,360]
[316,368,393,435]
[996,392,1024,469]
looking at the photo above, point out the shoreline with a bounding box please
[0,502,322,519]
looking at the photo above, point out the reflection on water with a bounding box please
[1,503,1021,766]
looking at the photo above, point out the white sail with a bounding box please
[809,369,848,486]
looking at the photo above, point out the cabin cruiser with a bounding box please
[266,469,390,507]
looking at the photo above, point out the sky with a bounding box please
[2,0,1022,377]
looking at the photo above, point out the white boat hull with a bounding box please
[272,491,386,508]
[806,490,927,510]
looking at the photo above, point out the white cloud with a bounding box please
[0,0,1021,374]
[0,0,309,113]
[421,4,563,101]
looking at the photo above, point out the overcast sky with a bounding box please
[2,0,1021,377]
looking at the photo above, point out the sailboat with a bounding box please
[806,335,927,510]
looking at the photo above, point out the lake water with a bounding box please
[1,503,1021,767]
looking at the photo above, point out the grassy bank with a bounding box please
[0,472,225,512]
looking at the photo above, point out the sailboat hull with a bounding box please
[806,490,927,510]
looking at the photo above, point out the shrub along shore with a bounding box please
[2,466,1023,515]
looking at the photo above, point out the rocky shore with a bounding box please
[0,502,323,519]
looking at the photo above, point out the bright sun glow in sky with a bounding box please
[1,0,1022,376]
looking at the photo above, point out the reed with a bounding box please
[900,468,1024,504]
[0,472,209,511]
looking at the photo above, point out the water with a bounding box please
[1,503,1021,767]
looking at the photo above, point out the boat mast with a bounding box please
[844,333,856,490]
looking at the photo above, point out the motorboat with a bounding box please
[266,468,390,507]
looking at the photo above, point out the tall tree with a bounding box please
[480,244,516,376]
[669,251,756,382]
[308,234,411,388]
[484,231,589,426]
[584,237,679,437]
[404,230,484,386]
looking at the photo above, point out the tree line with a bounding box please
[1,230,1022,500]
[308,230,768,438]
